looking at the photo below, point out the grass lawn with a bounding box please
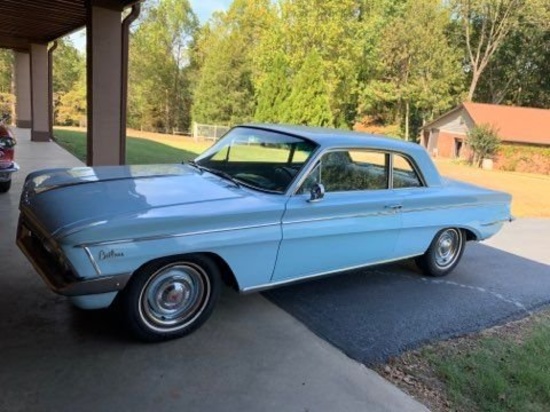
[434,320,550,412]
[53,128,205,165]
[378,310,550,412]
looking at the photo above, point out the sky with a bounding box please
[190,0,232,23]
[68,0,232,52]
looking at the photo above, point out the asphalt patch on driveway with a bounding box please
[264,243,550,365]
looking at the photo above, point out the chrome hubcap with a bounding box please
[139,263,210,332]
[435,229,462,268]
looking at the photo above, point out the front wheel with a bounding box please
[0,178,11,193]
[415,228,465,277]
[118,255,221,342]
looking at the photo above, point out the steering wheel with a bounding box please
[274,166,295,180]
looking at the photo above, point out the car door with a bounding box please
[272,149,403,281]
[390,153,444,257]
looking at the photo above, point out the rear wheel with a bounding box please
[0,179,11,193]
[415,228,465,277]
[118,255,221,342]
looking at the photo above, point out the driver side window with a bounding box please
[299,150,389,194]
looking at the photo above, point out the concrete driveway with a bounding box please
[0,130,428,412]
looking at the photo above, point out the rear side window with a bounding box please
[393,154,422,188]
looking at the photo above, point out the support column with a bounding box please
[14,52,32,128]
[87,5,123,166]
[30,43,51,142]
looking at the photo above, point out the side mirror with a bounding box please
[308,183,325,203]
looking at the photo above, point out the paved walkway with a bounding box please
[0,129,429,412]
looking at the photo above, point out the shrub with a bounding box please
[496,144,550,174]
[466,124,501,167]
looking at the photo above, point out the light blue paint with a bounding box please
[18,125,512,309]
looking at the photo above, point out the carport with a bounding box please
[0,0,141,166]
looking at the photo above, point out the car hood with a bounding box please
[21,164,251,239]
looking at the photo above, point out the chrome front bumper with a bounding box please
[17,212,130,297]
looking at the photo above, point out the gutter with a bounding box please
[119,2,141,165]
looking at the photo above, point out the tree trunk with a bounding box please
[404,101,410,141]
[467,70,481,102]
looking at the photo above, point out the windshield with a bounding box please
[194,127,318,193]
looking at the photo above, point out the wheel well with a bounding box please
[198,252,240,291]
[130,252,241,291]
[461,228,478,241]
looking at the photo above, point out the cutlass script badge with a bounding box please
[98,249,124,260]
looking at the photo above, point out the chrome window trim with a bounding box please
[288,146,427,196]
[391,152,426,189]
[196,126,320,195]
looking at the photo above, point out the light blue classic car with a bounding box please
[17,125,512,341]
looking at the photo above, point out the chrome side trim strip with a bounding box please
[480,218,512,227]
[83,246,102,276]
[76,221,280,248]
[241,253,421,294]
[282,202,508,226]
[400,202,510,215]
[283,210,394,225]
[53,220,108,239]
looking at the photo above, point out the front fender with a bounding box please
[81,223,281,290]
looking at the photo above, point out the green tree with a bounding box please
[52,38,85,125]
[0,49,14,117]
[360,0,464,140]
[467,123,501,167]
[52,39,83,95]
[56,70,86,126]
[281,50,332,126]
[474,1,550,107]
[254,0,364,127]
[192,0,273,125]
[129,0,198,132]
[451,0,543,102]
[254,53,291,123]
[0,49,13,94]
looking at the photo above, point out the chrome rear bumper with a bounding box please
[0,162,18,181]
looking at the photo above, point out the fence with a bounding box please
[192,122,230,142]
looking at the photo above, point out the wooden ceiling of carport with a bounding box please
[0,0,139,50]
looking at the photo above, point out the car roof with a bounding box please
[240,123,422,153]
[238,123,443,187]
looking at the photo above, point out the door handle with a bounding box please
[384,204,402,210]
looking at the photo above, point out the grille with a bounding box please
[17,212,78,292]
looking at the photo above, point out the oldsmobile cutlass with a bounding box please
[17,125,512,341]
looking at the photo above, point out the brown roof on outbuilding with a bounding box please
[423,102,550,146]
[463,102,550,145]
